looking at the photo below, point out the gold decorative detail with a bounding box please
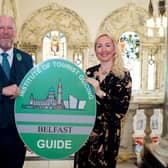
[117,152,137,163]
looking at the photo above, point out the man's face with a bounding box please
[0,16,16,51]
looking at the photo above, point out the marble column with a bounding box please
[143,109,153,144]
[1,0,17,21]
[151,6,168,166]
[118,103,138,162]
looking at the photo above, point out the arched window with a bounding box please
[119,32,140,90]
[42,31,66,60]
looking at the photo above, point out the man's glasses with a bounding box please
[0,26,15,31]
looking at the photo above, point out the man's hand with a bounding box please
[2,84,20,99]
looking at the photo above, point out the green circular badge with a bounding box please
[15,59,96,159]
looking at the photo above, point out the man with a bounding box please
[0,15,33,168]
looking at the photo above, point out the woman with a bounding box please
[74,33,132,168]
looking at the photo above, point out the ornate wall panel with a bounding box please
[97,3,165,91]
[19,3,90,47]
[98,3,165,43]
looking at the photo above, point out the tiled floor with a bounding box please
[117,162,137,168]
[24,151,138,168]
[24,160,73,168]
[23,160,138,168]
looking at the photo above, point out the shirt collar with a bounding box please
[0,48,13,56]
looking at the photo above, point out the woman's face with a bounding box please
[95,35,116,63]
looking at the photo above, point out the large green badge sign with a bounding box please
[15,59,96,159]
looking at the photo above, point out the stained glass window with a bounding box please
[43,31,66,60]
[119,32,140,90]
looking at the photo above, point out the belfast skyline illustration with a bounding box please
[22,81,86,110]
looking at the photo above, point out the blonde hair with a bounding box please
[95,33,126,79]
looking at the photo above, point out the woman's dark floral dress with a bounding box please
[74,65,132,168]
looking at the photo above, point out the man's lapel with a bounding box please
[10,48,24,85]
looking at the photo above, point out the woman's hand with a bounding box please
[86,77,106,97]
[86,77,100,92]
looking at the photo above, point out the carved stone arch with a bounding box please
[18,2,90,48]
[98,3,162,44]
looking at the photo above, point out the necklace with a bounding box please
[93,66,110,82]
[99,66,109,75]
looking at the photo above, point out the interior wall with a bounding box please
[0,0,166,93]
[0,0,149,41]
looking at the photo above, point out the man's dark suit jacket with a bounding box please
[0,48,33,144]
